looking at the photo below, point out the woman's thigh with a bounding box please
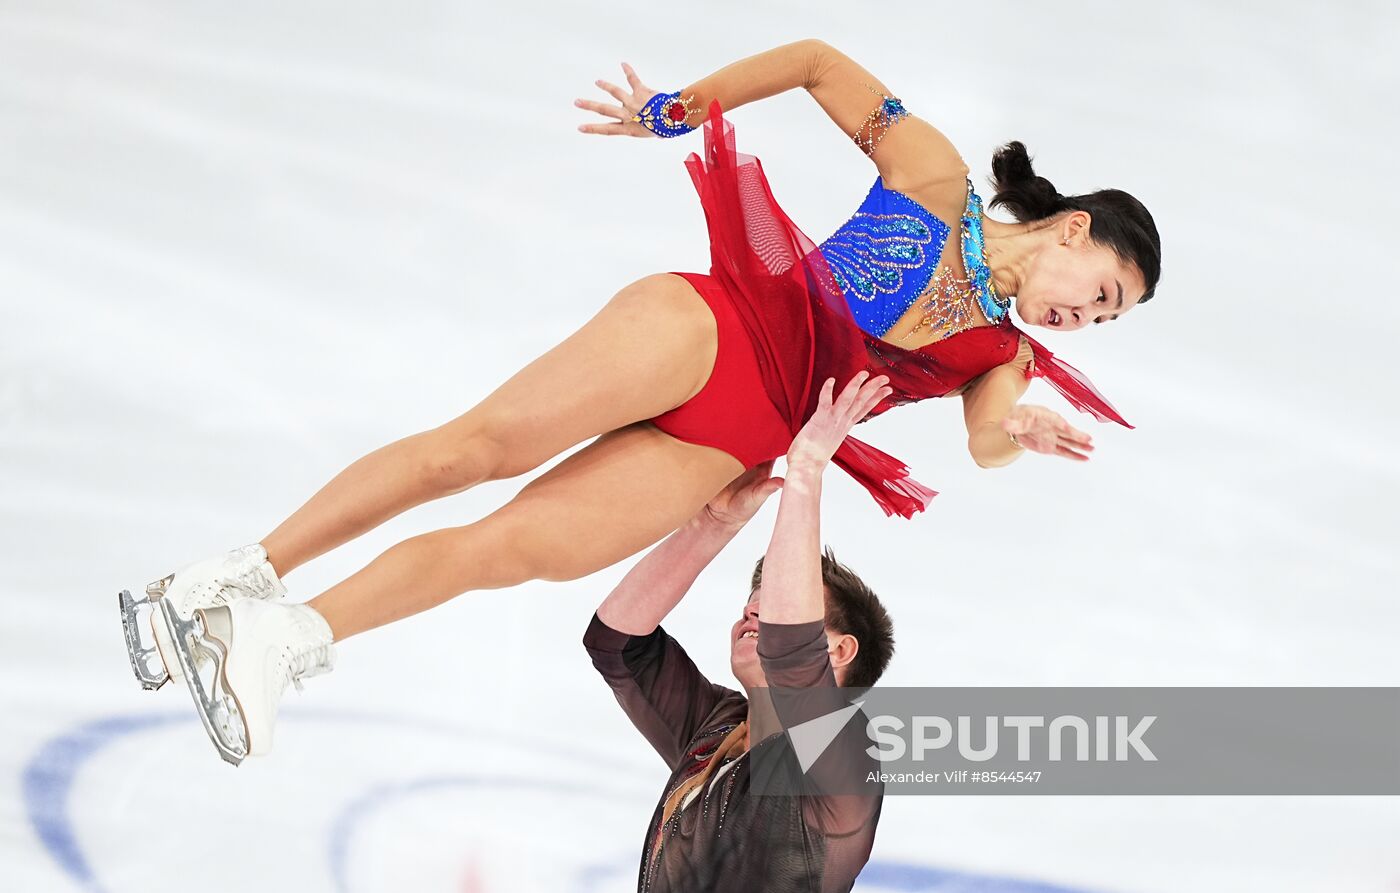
[430,273,720,482]
[492,420,745,582]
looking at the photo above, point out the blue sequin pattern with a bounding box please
[815,178,951,336]
[816,178,1008,339]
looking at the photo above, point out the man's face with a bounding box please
[731,584,846,689]
[729,587,765,690]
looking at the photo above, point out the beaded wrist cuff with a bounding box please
[632,90,701,137]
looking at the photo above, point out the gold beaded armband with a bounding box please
[852,83,911,155]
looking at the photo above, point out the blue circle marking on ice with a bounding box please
[856,862,1110,892]
[22,711,1111,893]
[22,712,187,893]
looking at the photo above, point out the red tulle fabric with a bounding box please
[682,101,1131,518]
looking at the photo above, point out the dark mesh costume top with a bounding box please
[584,613,883,893]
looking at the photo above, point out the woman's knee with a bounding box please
[443,509,578,588]
[479,499,616,584]
[413,425,515,495]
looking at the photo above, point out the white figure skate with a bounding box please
[118,543,287,690]
[158,597,335,765]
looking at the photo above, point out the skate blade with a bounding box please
[158,599,249,766]
[118,574,175,690]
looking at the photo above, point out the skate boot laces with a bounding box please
[166,543,288,616]
[282,642,333,693]
[277,606,335,694]
[218,543,288,603]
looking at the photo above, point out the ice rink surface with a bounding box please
[2,1,1398,890]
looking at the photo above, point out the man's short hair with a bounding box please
[749,546,895,689]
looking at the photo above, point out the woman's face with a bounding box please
[1015,214,1147,332]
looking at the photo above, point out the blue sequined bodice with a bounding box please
[816,178,950,337]
[816,178,1002,341]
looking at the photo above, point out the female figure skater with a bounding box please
[118,39,1161,765]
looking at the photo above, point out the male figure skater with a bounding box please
[584,372,895,892]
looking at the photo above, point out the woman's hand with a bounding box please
[787,372,891,473]
[575,62,660,137]
[1000,404,1095,461]
[702,460,783,530]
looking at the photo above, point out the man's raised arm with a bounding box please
[754,372,891,842]
[757,372,887,626]
[595,462,782,635]
[584,463,783,769]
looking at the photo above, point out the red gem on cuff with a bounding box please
[666,103,687,122]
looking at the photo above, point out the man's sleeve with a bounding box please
[756,620,884,840]
[583,612,733,771]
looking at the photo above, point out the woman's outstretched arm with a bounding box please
[581,39,969,186]
[961,364,1035,468]
[676,39,826,126]
[579,40,824,137]
[683,39,968,186]
[960,349,1097,467]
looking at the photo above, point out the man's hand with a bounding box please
[702,460,783,530]
[598,457,774,636]
[1000,404,1095,462]
[756,373,886,628]
[786,372,891,473]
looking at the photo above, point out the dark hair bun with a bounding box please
[989,141,1069,222]
[984,142,1164,305]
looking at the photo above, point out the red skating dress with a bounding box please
[650,101,1132,519]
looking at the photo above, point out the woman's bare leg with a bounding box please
[309,421,745,641]
[260,273,719,576]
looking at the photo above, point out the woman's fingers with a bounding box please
[1060,429,1093,447]
[1001,414,1027,435]
[574,98,627,121]
[622,62,644,92]
[1055,417,1093,446]
[1026,431,1090,461]
[577,121,632,135]
[1056,443,1091,461]
[595,78,630,104]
